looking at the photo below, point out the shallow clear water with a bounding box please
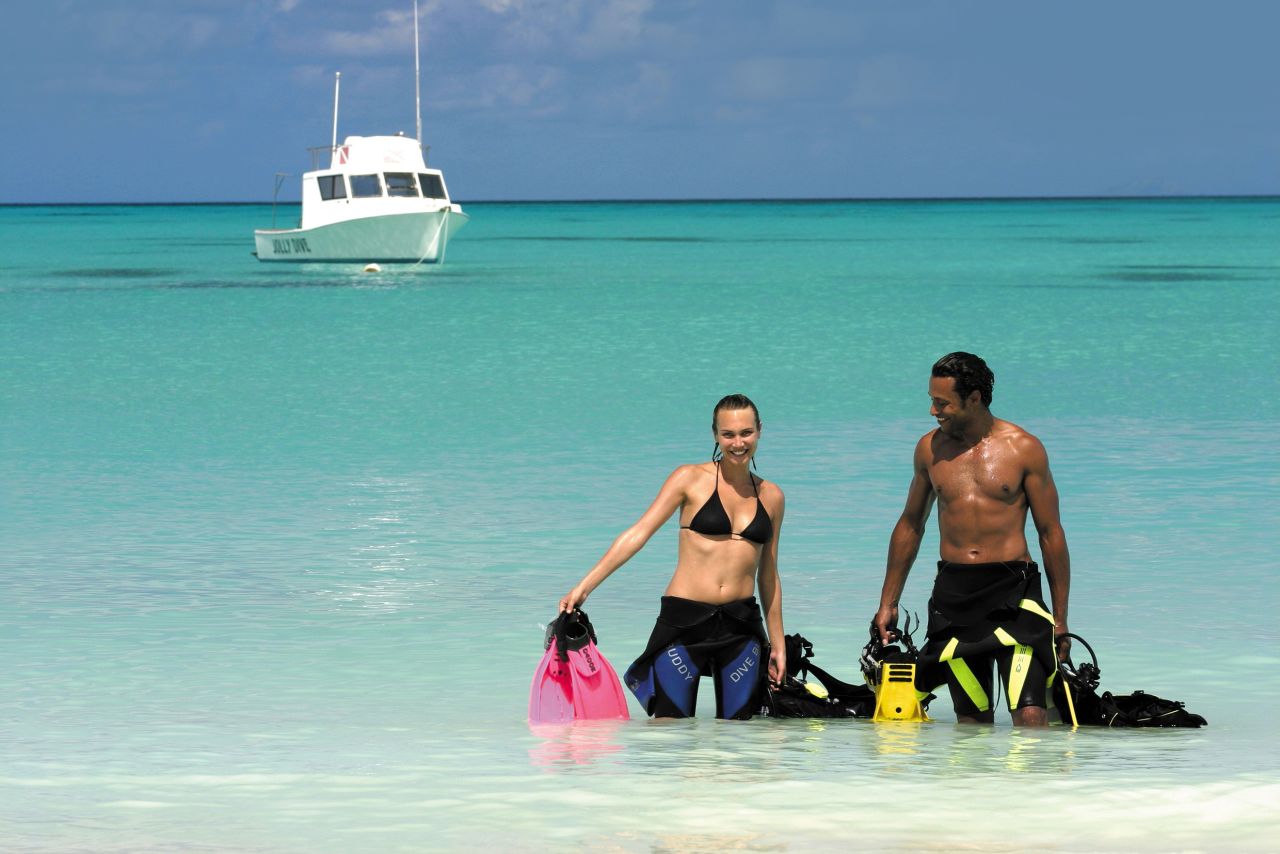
[2,198,1278,851]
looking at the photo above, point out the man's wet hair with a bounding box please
[932,352,994,407]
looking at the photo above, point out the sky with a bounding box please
[3,0,1279,203]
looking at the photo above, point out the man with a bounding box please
[873,352,1070,726]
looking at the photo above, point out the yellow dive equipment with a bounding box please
[861,617,931,723]
[870,661,931,722]
[1059,670,1079,727]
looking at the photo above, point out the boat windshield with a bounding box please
[317,175,347,201]
[418,173,447,200]
[350,174,384,198]
[385,172,418,197]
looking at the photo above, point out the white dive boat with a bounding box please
[254,3,466,265]
[254,132,466,264]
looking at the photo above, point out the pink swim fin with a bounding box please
[528,636,575,724]
[529,610,630,723]
[565,640,631,721]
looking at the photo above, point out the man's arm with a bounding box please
[1023,435,1071,660]
[874,436,936,644]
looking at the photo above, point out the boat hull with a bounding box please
[254,209,468,263]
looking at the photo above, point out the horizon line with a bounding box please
[2,193,1279,208]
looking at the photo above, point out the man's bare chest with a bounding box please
[929,448,1024,504]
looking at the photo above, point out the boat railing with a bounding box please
[270,172,290,228]
[308,146,337,171]
[307,143,432,171]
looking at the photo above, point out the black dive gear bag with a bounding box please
[759,634,873,718]
[761,619,936,719]
[1055,633,1207,728]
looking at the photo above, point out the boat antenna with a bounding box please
[331,71,341,154]
[413,0,423,147]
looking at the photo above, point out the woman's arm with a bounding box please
[757,485,786,685]
[559,466,692,613]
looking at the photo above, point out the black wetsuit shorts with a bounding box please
[942,637,1050,716]
[920,561,1057,717]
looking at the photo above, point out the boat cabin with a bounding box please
[297,134,455,230]
[310,170,449,202]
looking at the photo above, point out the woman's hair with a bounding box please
[712,393,761,431]
[931,352,994,407]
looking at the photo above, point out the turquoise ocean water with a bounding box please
[3,198,1279,852]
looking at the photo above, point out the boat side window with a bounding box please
[350,174,383,198]
[385,172,418,197]
[418,173,446,200]
[316,174,347,201]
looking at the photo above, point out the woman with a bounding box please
[559,394,785,719]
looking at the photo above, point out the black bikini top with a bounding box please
[681,463,773,545]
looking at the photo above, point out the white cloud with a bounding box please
[321,9,416,56]
[577,0,654,53]
[455,0,676,59]
[432,63,566,115]
[727,57,831,103]
[729,58,793,103]
[289,64,332,86]
[89,9,222,56]
[476,0,524,12]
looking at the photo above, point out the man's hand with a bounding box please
[873,604,899,645]
[1054,628,1072,663]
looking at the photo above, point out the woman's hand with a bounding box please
[768,644,787,687]
[558,585,588,614]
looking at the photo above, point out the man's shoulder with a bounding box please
[912,429,943,469]
[992,419,1048,460]
[914,429,940,451]
[993,417,1040,441]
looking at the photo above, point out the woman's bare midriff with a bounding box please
[662,532,760,603]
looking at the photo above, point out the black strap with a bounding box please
[552,609,596,661]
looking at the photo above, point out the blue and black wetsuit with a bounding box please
[624,596,768,720]
[625,464,774,720]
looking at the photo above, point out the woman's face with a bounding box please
[713,408,760,464]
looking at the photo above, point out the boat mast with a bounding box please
[413,0,423,147]
[331,71,341,153]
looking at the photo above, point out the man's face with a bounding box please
[929,375,975,437]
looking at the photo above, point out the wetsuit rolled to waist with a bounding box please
[918,561,1057,714]
[624,596,768,720]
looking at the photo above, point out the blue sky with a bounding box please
[4,0,1279,203]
